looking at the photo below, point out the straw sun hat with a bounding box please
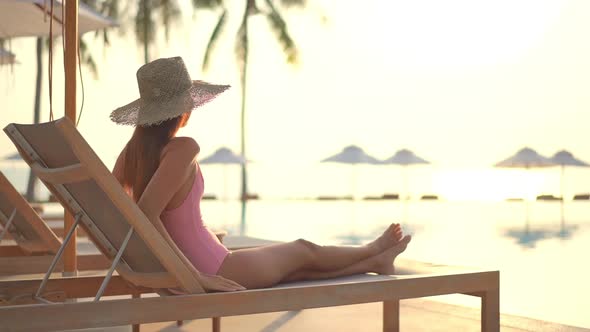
[110,56,230,127]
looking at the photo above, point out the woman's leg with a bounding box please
[287,223,403,272]
[217,227,409,289]
[218,224,403,289]
[283,235,411,282]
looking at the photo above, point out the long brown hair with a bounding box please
[122,113,190,202]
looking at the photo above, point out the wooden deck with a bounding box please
[66,298,587,332]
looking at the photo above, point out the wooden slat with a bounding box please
[0,275,150,304]
[7,241,48,255]
[30,162,90,185]
[0,254,110,275]
[44,225,87,238]
[0,172,62,253]
[0,245,28,257]
[0,271,499,332]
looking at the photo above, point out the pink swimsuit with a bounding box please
[161,165,229,275]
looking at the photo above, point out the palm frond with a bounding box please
[264,0,298,64]
[192,0,223,9]
[82,0,121,45]
[102,0,123,39]
[278,0,306,8]
[135,0,156,47]
[157,0,182,41]
[102,0,121,20]
[79,39,99,79]
[202,8,227,71]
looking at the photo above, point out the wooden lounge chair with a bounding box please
[0,169,275,277]
[0,118,500,332]
[0,171,110,275]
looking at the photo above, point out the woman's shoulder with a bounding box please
[161,137,200,162]
[164,137,200,153]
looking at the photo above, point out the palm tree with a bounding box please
[24,0,188,201]
[83,0,183,63]
[194,0,303,231]
[134,0,182,63]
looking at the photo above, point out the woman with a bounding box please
[111,57,411,292]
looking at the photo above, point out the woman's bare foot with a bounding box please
[372,235,412,275]
[368,223,404,254]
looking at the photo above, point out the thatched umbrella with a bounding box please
[550,150,589,230]
[382,149,430,200]
[495,147,554,232]
[321,145,380,200]
[321,145,380,244]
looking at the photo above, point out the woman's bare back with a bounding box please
[113,136,200,213]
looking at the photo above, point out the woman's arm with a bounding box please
[137,138,244,291]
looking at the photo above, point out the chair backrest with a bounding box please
[0,171,62,254]
[4,118,204,293]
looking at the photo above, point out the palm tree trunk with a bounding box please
[239,16,250,235]
[25,37,43,202]
[143,0,149,63]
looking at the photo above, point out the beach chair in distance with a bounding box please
[0,118,500,332]
[0,171,110,275]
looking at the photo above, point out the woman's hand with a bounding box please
[199,273,246,292]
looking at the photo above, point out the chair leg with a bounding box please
[212,317,221,332]
[383,300,400,332]
[481,289,500,332]
[132,293,140,332]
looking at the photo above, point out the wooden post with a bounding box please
[132,293,141,332]
[63,0,79,277]
[383,300,400,332]
[212,317,221,332]
[481,288,500,332]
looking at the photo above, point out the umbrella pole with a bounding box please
[560,165,565,232]
[223,166,228,224]
[403,166,409,201]
[524,166,531,235]
[352,165,358,201]
[402,166,408,223]
[351,165,358,238]
[63,0,79,277]
[524,200,530,235]
[224,166,229,202]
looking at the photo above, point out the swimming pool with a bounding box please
[201,199,590,328]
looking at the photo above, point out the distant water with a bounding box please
[4,168,590,328]
[3,161,590,202]
[201,199,590,329]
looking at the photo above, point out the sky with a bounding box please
[1,0,589,200]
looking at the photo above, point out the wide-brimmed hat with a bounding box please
[110,56,229,127]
